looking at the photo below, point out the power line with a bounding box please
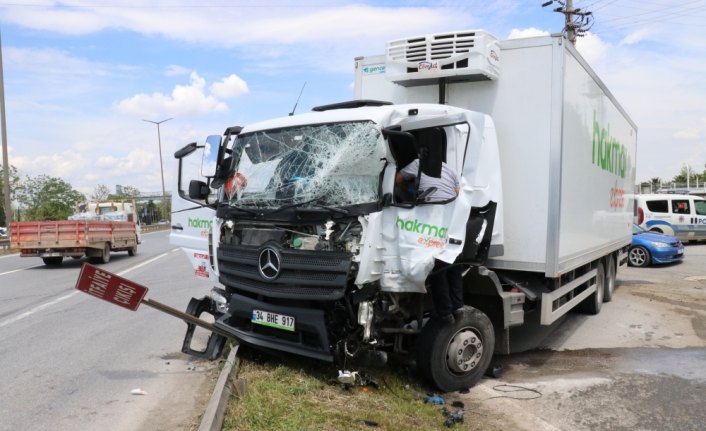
[542,0,594,44]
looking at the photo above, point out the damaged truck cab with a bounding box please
[172,30,636,392]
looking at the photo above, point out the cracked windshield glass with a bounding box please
[227,121,386,208]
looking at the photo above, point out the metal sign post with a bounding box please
[75,263,231,338]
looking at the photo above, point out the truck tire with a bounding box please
[416,306,494,392]
[42,257,63,266]
[128,239,137,256]
[603,256,616,302]
[580,261,604,315]
[99,243,111,264]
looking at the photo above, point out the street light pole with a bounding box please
[143,117,173,221]
[1,31,12,228]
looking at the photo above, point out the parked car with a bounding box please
[629,224,684,267]
[634,194,706,242]
[0,226,7,237]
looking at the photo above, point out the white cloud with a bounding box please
[507,27,549,39]
[114,72,228,118]
[210,74,249,99]
[620,28,652,46]
[575,32,609,65]
[164,65,190,77]
[673,128,701,140]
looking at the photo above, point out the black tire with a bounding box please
[42,257,63,266]
[100,243,111,264]
[128,240,137,256]
[603,256,616,302]
[580,261,604,315]
[417,306,494,392]
[628,246,650,268]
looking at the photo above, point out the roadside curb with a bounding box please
[198,343,240,431]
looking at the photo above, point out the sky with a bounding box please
[0,0,705,197]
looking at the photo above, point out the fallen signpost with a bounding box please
[74,263,231,339]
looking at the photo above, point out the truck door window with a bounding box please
[646,200,668,213]
[672,199,690,214]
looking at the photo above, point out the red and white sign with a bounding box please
[75,263,148,311]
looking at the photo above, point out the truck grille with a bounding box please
[217,244,352,300]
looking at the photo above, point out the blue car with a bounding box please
[629,224,684,267]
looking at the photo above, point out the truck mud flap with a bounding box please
[182,296,227,360]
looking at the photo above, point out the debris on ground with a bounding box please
[130,388,147,396]
[442,406,464,427]
[426,395,445,405]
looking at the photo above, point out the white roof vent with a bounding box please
[385,30,500,87]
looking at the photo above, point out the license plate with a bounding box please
[252,309,295,332]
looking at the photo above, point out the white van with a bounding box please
[635,194,706,241]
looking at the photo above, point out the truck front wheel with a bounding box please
[417,306,494,392]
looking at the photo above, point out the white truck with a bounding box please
[171,30,637,391]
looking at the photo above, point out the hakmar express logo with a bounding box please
[396,216,449,249]
[592,111,632,209]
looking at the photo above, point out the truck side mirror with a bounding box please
[201,135,222,177]
[188,180,210,200]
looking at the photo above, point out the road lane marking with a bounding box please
[0,265,44,276]
[0,291,79,329]
[0,248,179,329]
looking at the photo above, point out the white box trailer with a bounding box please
[355,31,637,323]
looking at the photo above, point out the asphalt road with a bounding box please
[0,231,217,431]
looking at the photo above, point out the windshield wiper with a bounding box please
[296,204,349,215]
[264,198,321,216]
[227,205,261,215]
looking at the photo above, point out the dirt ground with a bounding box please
[454,243,706,431]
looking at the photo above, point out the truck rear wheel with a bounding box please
[580,261,604,314]
[128,239,137,256]
[99,243,111,264]
[416,306,494,392]
[42,257,63,266]
[603,256,616,302]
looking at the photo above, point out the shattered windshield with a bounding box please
[227,121,386,209]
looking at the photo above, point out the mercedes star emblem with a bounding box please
[258,247,281,280]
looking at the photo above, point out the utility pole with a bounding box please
[143,118,173,221]
[0,31,12,228]
[542,0,593,45]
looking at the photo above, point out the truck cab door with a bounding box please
[170,137,222,282]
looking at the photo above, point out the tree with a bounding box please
[90,184,111,202]
[673,166,701,187]
[107,184,141,201]
[16,175,86,221]
[649,177,662,190]
[120,185,141,199]
[0,164,21,226]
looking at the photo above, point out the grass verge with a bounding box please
[223,347,471,431]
